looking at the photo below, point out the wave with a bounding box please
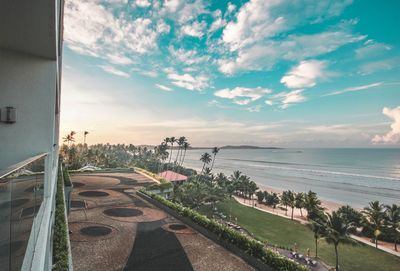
[223,158,400,182]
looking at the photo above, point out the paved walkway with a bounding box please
[68,171,254,271]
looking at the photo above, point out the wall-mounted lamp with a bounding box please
[0,106,16,124]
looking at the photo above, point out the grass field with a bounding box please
[211,199,400,271]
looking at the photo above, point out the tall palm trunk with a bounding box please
[314,237,318,259]
[168,144,174,170]
[334,244,339,271]
[211,154,216,170]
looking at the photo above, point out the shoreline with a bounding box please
[255,183,349,213]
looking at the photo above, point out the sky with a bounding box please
[60,0,400,147]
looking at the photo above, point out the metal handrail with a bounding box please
[0,153,48,179]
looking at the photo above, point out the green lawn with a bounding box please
[212,199,400,271]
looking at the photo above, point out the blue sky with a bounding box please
[61,0,400,147]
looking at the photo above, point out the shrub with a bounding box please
[53,165,70,270]
[140,190,307,271]
[63,168,72,187]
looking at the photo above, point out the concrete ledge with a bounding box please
[137,191,274,271]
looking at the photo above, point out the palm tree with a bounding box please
[281,191,290,216]
[295,192,305,217]
[304,190,323,220]
[62,131,76,146]
[362,201,385,248]
[309,216,326,259]
[175,136,187,165]
[210,147,220,170]
[179,142,190,167]
[286,190,296,220]
[385,204,400,251]
[199,152,212,180]
[322,211,354,271]
[248,181,258,207]
[84,131,89,145]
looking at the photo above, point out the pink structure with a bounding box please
[159,170,188,184]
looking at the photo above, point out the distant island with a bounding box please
[191,145,282,150]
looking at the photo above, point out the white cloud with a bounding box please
[209,10,227,33]
[226,3,236,14]
[106,54,135,65]
[247,105,262,112]
[359,58,399,75]
[274,90,306,109]
[140,70,158,77]
[64,0,170,60]
[281,60,328,89]
[214,87,272,105]
[222,0,353,52]
[181,21,207,37]
[218,30,364,74]
[162,0,182,13]
[155,84,173,91]
[372,107,400,144]
[324,82,383,96]
[135,0,151,8]
[167,72,209,91]
[265,100,273,106]
[98,65,130,77]
[169,47,209,65]
[355,40,391,59]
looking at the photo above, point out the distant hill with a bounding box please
[220,145,281,149]
[190,145,282,150]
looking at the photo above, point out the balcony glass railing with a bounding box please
[0,154,46,271]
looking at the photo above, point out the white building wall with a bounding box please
[0,48,58,169]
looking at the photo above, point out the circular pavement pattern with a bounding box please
[80,226,112,237]
[102,206,167,223]
[169,224,188,230]
[103,208,143,217]
[162,223,195,234]
[69,222,117,242]
[79,191,110,197]
[71,200,86,209]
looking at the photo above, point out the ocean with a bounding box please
[182,148,400,208]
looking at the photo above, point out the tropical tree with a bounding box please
[286,190,296,220]
[248,181,258,207]
[322,211,354,271]
[270,193,280,209]
[385,204,400,251]
[84,131,89,145]
[168,137,176,166]
[309,215,326,259]
[175,136,187,165]
[199,152,212,177]
[337,205,363,230]
[62,131,76,146]
[362,201,385,248]
[256,191,265,203]
[179,142,190,167]
[304,190,323,220]
[295,192,305,217]
[280,191,290,216]
[210,147,220,170]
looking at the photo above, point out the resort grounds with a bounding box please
[201,198,400,271]
[67,170,253,271]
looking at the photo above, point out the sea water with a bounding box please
[183,148,400,208]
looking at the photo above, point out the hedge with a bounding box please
[140,190,308,271]
[63,168,72,187]
[52,165,70,270]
